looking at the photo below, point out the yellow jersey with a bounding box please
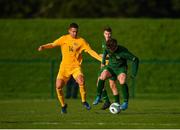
[51,34,100,68]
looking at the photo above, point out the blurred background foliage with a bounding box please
[0,0,180,18]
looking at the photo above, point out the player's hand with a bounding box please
[38,46,44,51]
[101,64,105,68]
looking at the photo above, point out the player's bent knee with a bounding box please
[56,85,63,90]
[99,75,105,80]
[78,81,84,86]
[99,70,110,80]
[118,73,126,85]
[56,79,64,89]
[56,83,63,89]
[76,75,84,86]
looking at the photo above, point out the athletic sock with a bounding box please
[114,94,120,104]
[56,87,65,107]
[122,84,129,102]
[97,79,105,96]
[79,85,86,103]
[102,89,110,103]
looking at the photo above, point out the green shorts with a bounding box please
[98,66,127,81]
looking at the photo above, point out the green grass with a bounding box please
[0,19,180,128]
[0,18,180,60]
[0,98,180,129]
[0,19,180,97]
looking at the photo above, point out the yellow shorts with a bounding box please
[57,65,83,83]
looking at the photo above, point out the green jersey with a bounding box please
[101,39,107,53]
[102,45,139,77]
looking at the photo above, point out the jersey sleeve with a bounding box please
[51,36,64,47]
[81,39,102,62]
[122,49,139,77]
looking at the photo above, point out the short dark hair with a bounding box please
[103,26,112,32]
[106,38,117,49]
[69,23,79,29]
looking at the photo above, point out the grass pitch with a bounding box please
[0,98,180,129]
[0,19,180,129]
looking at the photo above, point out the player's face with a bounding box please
[104,31,112,41]
[69,27,78,38]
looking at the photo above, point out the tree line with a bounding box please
[0,0,180,18]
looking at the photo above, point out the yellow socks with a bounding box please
[79,85,86,102]
[56,87,65,107]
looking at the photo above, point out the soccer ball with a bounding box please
[109,103,121,114]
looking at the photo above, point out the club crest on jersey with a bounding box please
[102,44,105,49]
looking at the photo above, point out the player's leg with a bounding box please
[56,67,70,114]
[93,78,111,108]
[56,79,67,114]
[117,73,129,110]
[93,77,103,105]
[73,67,91,110]
[101,87,111,110]
[94,68,112,105]
[76,74,86,102]
[93,67,104,105]
[101,71,112,108]
[75,74,91,110]
[109,79,120,104]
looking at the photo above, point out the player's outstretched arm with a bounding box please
[86,49,102,62]
[38,43,54,51]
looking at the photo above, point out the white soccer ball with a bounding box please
[109,103,121,114]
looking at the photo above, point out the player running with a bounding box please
[94,38,139,110]
[38,23,102,114]
[93,27,130,110]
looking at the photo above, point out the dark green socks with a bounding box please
[114,94,120,103]
[102,89,110,103]
[122,83,129,102]
[97,79,105,96]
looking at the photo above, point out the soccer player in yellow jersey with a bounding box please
[38,23,102,114]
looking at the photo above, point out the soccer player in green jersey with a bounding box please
[93,26,119,110]
[95,38,139,110]
[93,27,113,109]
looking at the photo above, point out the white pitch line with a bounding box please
[30,121,178,126]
